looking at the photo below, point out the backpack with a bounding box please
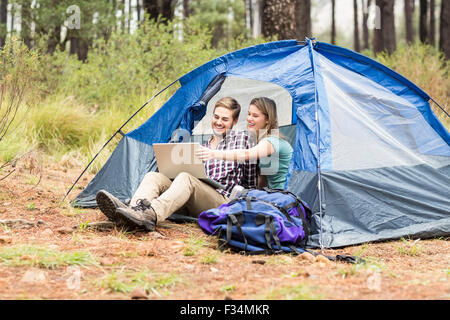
[198,188,312,255]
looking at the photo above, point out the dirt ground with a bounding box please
[0,156,448,300]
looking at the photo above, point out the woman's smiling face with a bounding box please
[247,104,268,132]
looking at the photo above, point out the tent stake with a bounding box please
[62,79,179,203]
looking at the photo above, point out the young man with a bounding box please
[96,97,257,231]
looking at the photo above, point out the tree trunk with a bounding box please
[354,0,360,51]
[440,0,450,59]
[404,0,414,44]
[21,0,32,48]
[143,0,174,22]
[47,24,61,54]
[10,2,13,35]
[183,0,190,19]
[373,0,383,54]
[136,0,141,22]
[78,39,89,62]
[428,0,435,46]
[143,0,157,20]
[128,0,132,33]
[419,0,428,43]
[382,0,396,54]
[122,0,126,32]
[262,0,296,40]
[295,0,311,40]
[161,0,174,20]
[331,0,336,44]
[362,0,371,50]
[69,36,79,55]
[373,0,396,55]
[252,0,264,38]
[0,0,7,47]
[245,0,252,31]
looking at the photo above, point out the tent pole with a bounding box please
[429,97,450,118]
[62,79,179,203]
[307,38,326,253]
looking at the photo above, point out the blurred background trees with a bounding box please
[0,0,448,58]
[0,0,448,170]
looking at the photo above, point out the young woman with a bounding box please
[196,97,293,189]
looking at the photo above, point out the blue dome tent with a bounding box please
[70,39,450,249]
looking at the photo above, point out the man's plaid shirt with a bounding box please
[204,130,258,198]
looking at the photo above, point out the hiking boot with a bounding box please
[96,190,128,223]
[115,199,157,232]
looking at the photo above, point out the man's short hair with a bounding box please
[213,97,241,122]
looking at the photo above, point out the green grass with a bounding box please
[97,268,181,295]
[183,236,211,256]
[336,265,361,278]
[0,244,98,269]
[26,203,36,211]
[78,220,91,231]
[200,252,219,264]
[61,206,89,217]
[396,237,423,256]
[219,284,236,293]
[336,254,385,279]
[262,283,324,300]
[183,247,196,256]
[24,174,40,185]
[352,243,370,258]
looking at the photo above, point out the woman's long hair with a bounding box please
[250,97,283,141]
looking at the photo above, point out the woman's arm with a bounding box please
[196,140,275,162]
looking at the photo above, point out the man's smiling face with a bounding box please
[211,106,237,136]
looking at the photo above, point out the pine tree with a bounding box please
[362,0,371,50]
[440,0,450,59]
[0,0,7,47]
[419,0,428,43]
[295,0,311,41]
[404,0,414,44]
[331,0,336,44]
[382,0,396,54]
[428,0,435,46]
[262,0,296,40]
[143,0,175,22]
[354,0,360,51]
[373,0,383,54]
[373,0,396,55]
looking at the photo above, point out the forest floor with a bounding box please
[0,155,448,300]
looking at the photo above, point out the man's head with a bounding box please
[211,97,241,137]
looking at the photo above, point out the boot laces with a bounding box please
[133,199,152,211]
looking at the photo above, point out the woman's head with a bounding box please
[247,97,279,137]
[211,97,241,136]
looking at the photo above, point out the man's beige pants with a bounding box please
[130,172,228,223]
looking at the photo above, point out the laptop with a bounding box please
[153,142,226,190]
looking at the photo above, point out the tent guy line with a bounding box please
[63,78,180,202]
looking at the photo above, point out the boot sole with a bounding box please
[116,208,156,232]
[96,191,120,223]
